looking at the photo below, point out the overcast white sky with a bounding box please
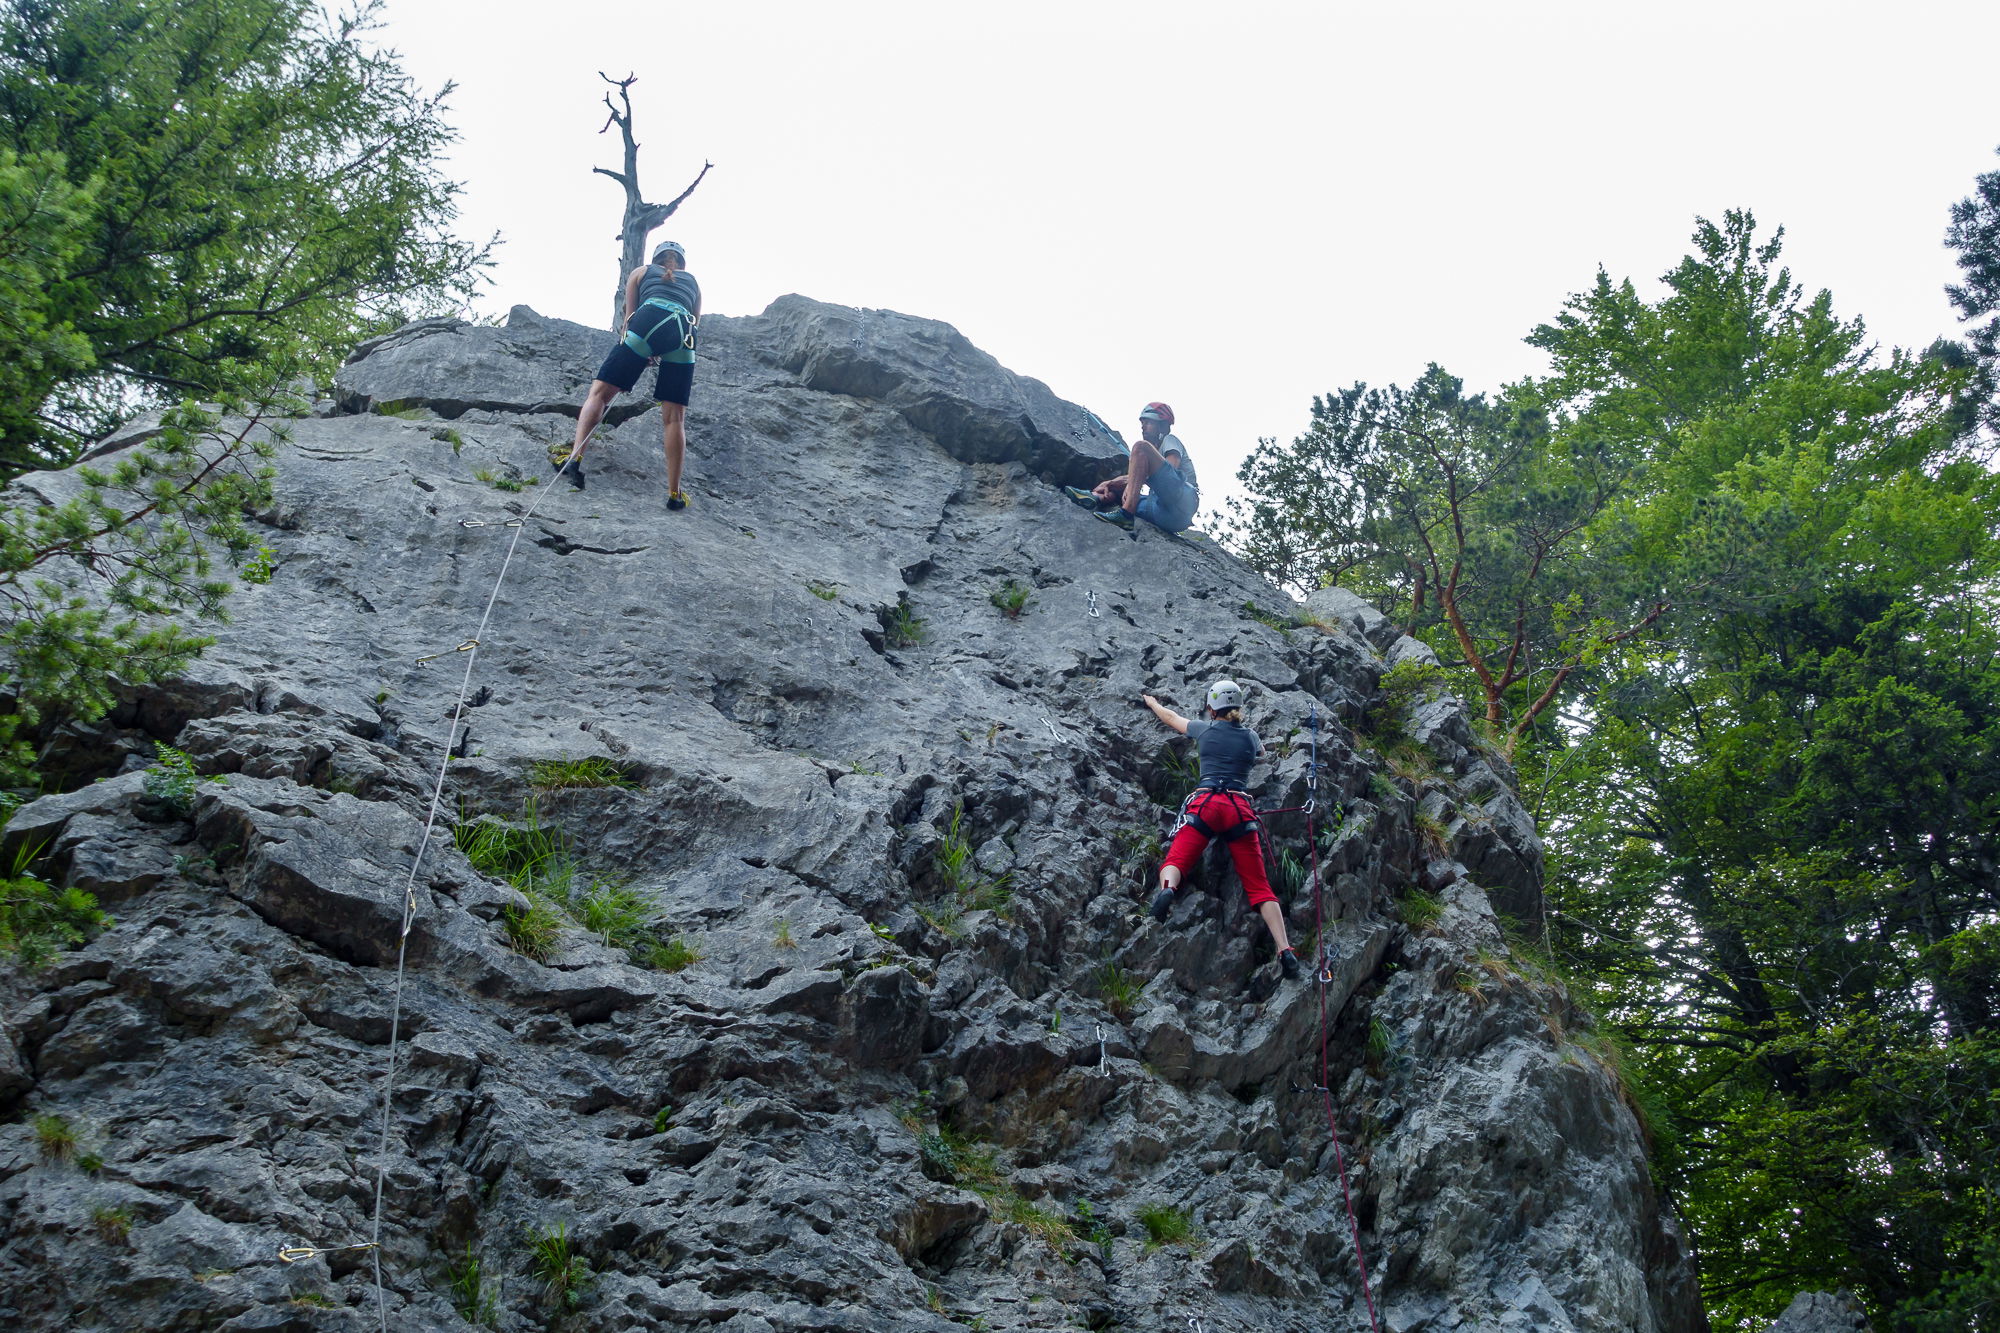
[377,0,2000,516]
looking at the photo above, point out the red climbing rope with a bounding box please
[1298,704,1381,1333]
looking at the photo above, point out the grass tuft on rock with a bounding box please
[445,1241,499,1326]
[1135,1201,1198,1251]
[526,1220,591,1311]
[645,935,703,973]
[526,755,637,791]
[989,580,1033,618]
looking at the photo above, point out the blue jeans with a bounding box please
[1137,463,1198,532]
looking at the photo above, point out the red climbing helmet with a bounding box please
[1138,401,1175,426]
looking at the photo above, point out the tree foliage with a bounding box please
[1232,209,2000,1328]
[1947,144,2000,435]
[0,394,280,791]
[1228,367,1639,749]
[0,0,491,472]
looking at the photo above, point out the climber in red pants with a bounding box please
[1142,680,1302,981]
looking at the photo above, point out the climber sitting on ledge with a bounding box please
[1065,401,1199,535]
[557,240,702,509]
[1142,679,1301,980]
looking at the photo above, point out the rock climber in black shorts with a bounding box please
[559,241,702,510]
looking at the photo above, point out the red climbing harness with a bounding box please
[1166,788,1276,908]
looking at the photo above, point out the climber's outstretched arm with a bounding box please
[1142,693,1188,735]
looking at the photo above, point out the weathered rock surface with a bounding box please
[1762,1290,1872,1332]
[0,297,1703,1331]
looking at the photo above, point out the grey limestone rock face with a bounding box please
[1764,1290,1872,1332]
[0,296,1700,1331]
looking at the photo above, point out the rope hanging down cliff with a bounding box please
[277,449,579,1333]
[1293,702,1382,1332]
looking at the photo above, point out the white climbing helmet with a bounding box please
[1207,679,1245,712]
[651,240,686,265]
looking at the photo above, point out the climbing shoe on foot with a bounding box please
[557,460,586,490]
[1095,507,1136,532]
[1279,948,1303,981]
[1150,886,1177,922]
[1064,485,1103,509]
[666,490,689,511]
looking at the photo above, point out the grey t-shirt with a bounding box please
[1186,717,1262,789]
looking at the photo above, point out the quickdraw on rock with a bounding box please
[278,1241,378,1264]
[414,639,478,665]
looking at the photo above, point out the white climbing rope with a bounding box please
[280,452,576,1331]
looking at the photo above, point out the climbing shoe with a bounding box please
[666,490,689,511]
[1064,485,1103,509]
[1150,886,1177,922]
[1095,507,1136,532]
[557,460,586,490]
[1279,948,1303,981]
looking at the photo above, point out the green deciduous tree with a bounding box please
[0,0,492,473]
[1228,367,1643,751]
[1526,216,1999,1329]
[1233,208,2000,1328]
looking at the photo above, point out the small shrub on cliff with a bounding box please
[1383,737,1440,784]
[1241,599,1296,632]
[0,863,109,967]
[1272,846,1307,899]
[143,743,214,816]
[1134,1202,1198,1251]
[927,804,1012,929]
[1072,1199,1113,1251]
[918,1125,1000,1191]
[883,601,925,648]
[1367,658,1446,736]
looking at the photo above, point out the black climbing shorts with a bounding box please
[593,305,696,405]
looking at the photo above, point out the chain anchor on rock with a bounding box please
[458,517,524,529]
[1086,590,1100,619]
[1096,1023,1108,1076]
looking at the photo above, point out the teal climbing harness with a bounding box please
[620,297,698,362]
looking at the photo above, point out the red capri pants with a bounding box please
[1163,789,1277,909]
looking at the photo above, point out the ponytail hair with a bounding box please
[1212,706,1244,722]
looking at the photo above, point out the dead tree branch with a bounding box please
[594,71,712,330]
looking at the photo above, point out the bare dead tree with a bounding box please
[594,72,713,331]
